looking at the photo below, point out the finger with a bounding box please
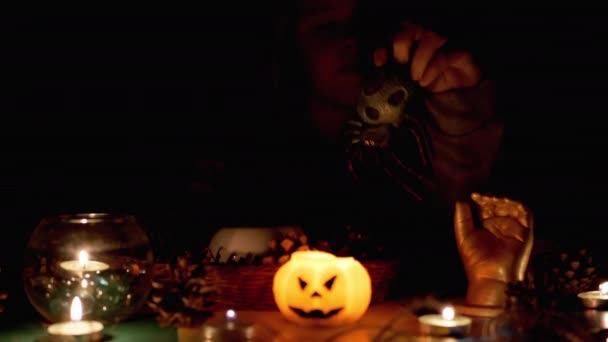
[500,198,530,228]
[374,47,389,67]
[425,75,448,93]
[411,31,447,81]
[419,53,448,88]
[525,209,534,231]
[424,51,481,92]
[344,129,361,136]
[454,201,475,245]
[393,23,422,64]
[470,192,487,206]
[488,198,513,218]
[485,197,529,228]
[446,51,482,87]
[471,193,501,207]
[482,216,528,243]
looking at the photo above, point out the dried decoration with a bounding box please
[147,253,217,327]
[205,230,310,266]
[204,224,395,265]
[263,232,310,265]
[507,248,600,311]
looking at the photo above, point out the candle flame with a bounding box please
[78,250,89,269]
[441,306,455,321]
[70,296,83,321]
[600,282,608,295]
[226,309,236,320]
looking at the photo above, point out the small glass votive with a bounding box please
[201,309,255,342]
[23,213,153,324]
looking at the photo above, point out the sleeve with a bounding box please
[424,80,505,202]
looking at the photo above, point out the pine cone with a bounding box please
[147,254,217,327]
[525,247,599,310]
[546,249,597,295]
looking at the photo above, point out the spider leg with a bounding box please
[344,128,361,140]
[347,147,364,181]
[389,153,436,188]
[347,119,364,127]
[347,158,359,181]
[379,150,437,201]
[344,119,364,145]
[370,145,382,165]
[405,126,430,167]
[404,115,434,166]
[382,163,424,201]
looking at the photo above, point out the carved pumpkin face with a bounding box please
[273,251,371,326]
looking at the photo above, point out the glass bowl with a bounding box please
[23,213,153,324]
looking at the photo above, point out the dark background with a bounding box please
[0,8,607,317]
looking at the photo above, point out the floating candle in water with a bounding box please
[418,306,472,337]
[578,282,608,309]
[47,296,104,340]
[59,250,109,273]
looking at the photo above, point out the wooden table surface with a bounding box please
[176,302,483,341]
[0,302,495,341]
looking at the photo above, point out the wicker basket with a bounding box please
[204,259,400,311]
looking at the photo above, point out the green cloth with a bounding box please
[0,319,176,342]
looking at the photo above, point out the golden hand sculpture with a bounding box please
[454,193,534,307]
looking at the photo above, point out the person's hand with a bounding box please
[373,22,481,93]
[454,193,534,307]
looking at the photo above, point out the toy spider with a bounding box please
[344,67,436,201]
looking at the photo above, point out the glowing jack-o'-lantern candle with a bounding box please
[272,251,372,327]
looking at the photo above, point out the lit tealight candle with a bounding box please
[578,282,608,309]
[48,296,104,341]
[418,306,472,337]
[59,250,109,273]
[201,309,255,342]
